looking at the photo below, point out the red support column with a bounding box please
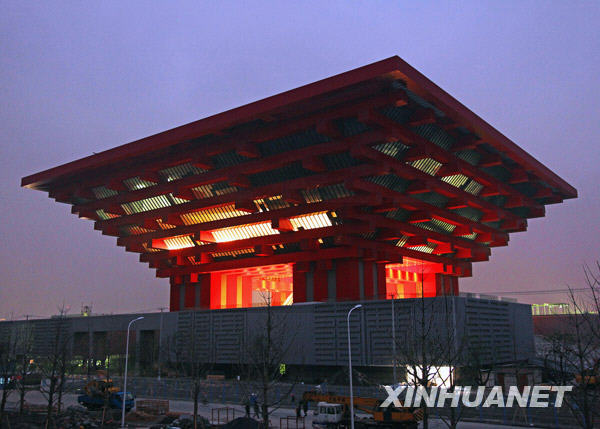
[376,263,387,300]
[210,272,222,309]
[242,276,252,307]
[292,263,308,303]
[452,277,459,295]
[435,274,443,296]
[313,266,329,302]
[404,282,417,298]
[363,261,374,300]
[422,273,437,297]
[226,274,237,308]
[169,277,181,311]
[272,289,281,306]
[336,258,360,301]
[436,275,459,296]
[415,273,423,297]
[198,273,211,309]
[435,274,457,296]
[184,280,195,309]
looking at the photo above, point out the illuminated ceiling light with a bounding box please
[180,204,249,226]
[163,235,195,250]
[212,221,279,243]
[289,212,332,230]
[409,158,442,176]
[206,212,333,244]
[211,248,254,259]
[386,257,431,269]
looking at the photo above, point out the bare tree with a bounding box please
[541,263,600,429]
[15,320,34,415]
[171,312,212,429]
[583,261,600,339]
[396,273,455,429]
[189,318,211,429]
[239,292,296,429]
[0,325,18,427]
[460,335,495,388]
[98,331,122,427]
[38,306,72,428]
[432,293,468,429]
[393,274,461,429]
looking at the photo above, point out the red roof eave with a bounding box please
[20,57,401,190]
[389,57,577,199]
[21,56,577,199]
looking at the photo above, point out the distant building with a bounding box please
[533,307,600,356]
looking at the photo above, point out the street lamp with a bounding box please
[347,304,362,429]
[157,307,166,380]
[122,316,144,428]
[391,293,397,382]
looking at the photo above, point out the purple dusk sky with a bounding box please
[1,2,598,319]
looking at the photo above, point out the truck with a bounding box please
[302,391,423,429]
[77,378,135,412]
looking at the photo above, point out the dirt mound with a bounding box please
[223,417,260,429]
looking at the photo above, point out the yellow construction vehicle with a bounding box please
[575,368,598,387]
[83,378,120,397]
[302,391,423,429]
[78,372,134,411]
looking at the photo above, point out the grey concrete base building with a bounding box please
[0,295,533,384]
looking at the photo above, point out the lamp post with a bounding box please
[122,316,144,428]
[347,304,362,429]
[157,308,166,380]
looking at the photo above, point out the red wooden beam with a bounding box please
[142,223,373,266]
[450,134,481,151]
[348,178,509,238]
[155,246,362,277]
[271,218,294,232]
[73,129,389,215]
[363,110,546,213]
[23,57,576,201]
[406,107,437,127]
[302,157,327,172]
[351,144,531,230]
[118,194,380,250]
[94,163,380,232]
[405,236,429,247]
[350,212,494,251]
[338,235,470,272]
[46,89,405,199]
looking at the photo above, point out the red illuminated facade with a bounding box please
[22,57,576,311]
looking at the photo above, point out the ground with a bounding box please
[3,390,553,428]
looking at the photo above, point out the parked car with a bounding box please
[0,376,16,389]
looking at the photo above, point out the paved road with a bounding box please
[5,390,551,428]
